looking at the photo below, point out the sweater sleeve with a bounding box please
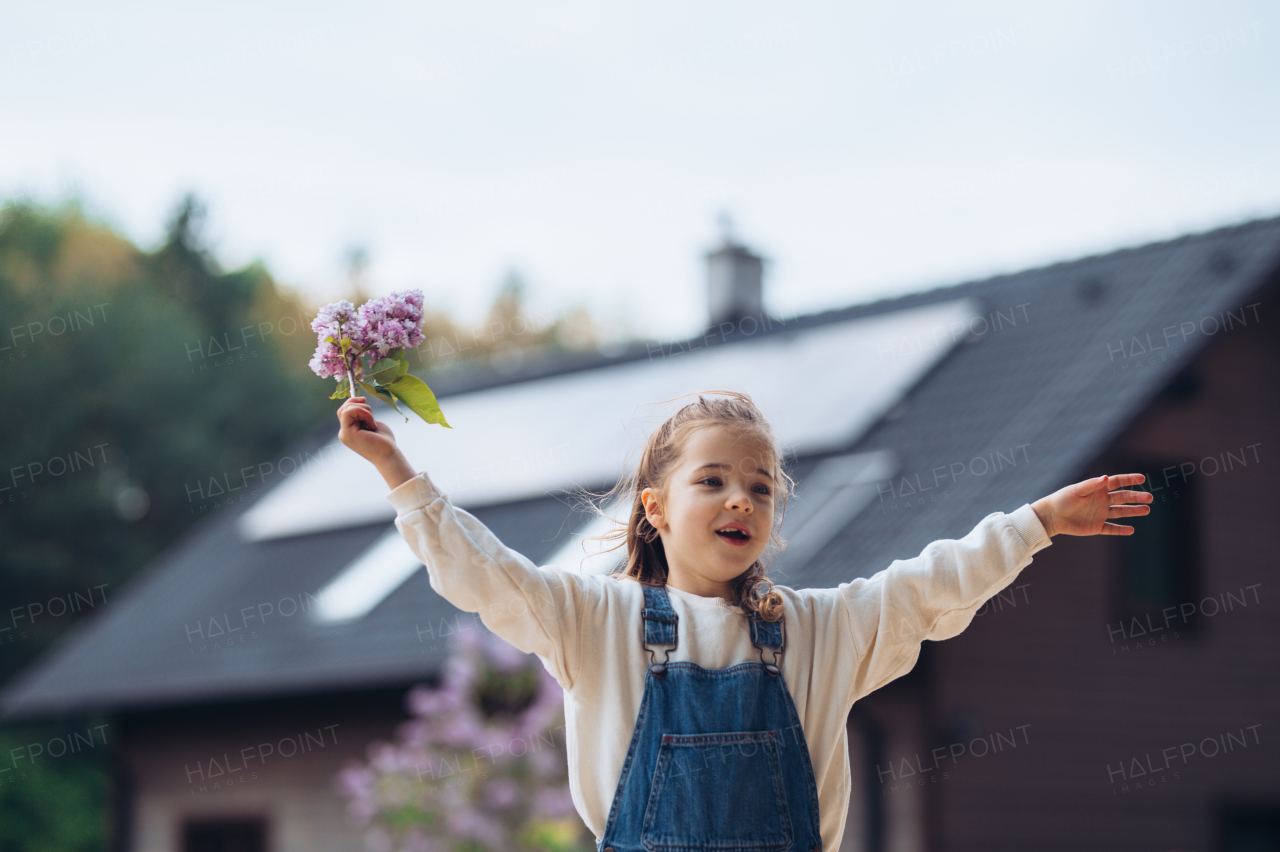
[836,503,1052,705]
[386,470,588,691]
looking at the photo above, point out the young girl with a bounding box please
[337,390,1150,852]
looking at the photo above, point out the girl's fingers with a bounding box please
[1105,473,1145,488]
[1107,489,1153,504]
[339,399,375,430]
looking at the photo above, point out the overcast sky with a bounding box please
[4,1,1277,342]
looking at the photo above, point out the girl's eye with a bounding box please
[700,477,771,496]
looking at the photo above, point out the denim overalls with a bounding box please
[597,583,824,852]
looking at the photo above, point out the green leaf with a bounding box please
[329,383,350,400]
[385,374,451,428]
[383,389,409,422]
[366,356,401,384]
[357,381,401,415]
[380,387,407,419]
[359,381,408,421]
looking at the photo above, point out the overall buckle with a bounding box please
[641,606,678,677]
[751,614,785,677]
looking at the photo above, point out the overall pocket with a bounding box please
[640,730,793,852]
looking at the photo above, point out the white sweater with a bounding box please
[386,470,1053,850]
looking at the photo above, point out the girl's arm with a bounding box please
[837,474,1151,705]
[338,397,588,690]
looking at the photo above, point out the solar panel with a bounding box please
[542,496,631,576]
[309,529,422,624]
[768,449,897,581]
[238,298,980,542]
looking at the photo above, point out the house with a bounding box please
[3,214,1278,852]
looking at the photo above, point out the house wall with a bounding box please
[920,284,1280,850]
[119,688,414,852]
[849,678,932,852]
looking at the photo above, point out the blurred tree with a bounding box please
[0,719,111,852]
[0,197,607,686]
[345,244,372,306]
[0,194,335,851]
[485,268,528,343]
[0,193,332,687]
[468,267,600,374]
[0,193,608,852]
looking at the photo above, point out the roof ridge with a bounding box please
[420,212,1280,398]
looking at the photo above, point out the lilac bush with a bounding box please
[308,289,449,428]
[334,627,592,852]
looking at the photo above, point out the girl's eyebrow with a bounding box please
[693,462,774,482]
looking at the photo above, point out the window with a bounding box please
[1112,456,1200,635]
[182,818,267,852]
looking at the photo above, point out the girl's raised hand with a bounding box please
[1031,473,1153,538]
[338,396,400,464]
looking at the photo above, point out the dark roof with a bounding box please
[805,215,1279,590]
[4,214,1278,721]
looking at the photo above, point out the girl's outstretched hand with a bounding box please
[1030,474,1153,538]
[338,396,400,464]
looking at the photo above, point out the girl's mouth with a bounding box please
[716,528,751,546]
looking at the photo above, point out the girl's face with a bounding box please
[640,424,776,603]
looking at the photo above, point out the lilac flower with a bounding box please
[352,290,427,361]
[533,786,578,818]
[447,807,507,848]
[335,764,380,822]
[485,637,532,674]
[308,290,425,381]
[311,299,357,335]
[484,777,521,810]
[333,622,589,851]
[308,339,353,380]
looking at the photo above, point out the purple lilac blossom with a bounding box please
[333,619,582,851]
[308,290,425,380]
[352,290,427,361]
[308,299,358,380]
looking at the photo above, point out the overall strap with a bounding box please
[747,612,783,649]
[747,608,785,676]
[640,583,678,646]
[640,583,785,676]
[640,584,678,676]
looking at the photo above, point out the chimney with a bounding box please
[704,213,765,331]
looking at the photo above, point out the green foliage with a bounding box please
[0,194,332,683]
[383,373,451,428]
[0,194,333,849]
[0,192,605,852]
[0,720,111,852]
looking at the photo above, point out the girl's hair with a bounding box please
[580,390,794,622]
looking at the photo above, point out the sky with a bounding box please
[4,1,1278,342]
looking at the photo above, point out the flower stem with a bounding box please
[346,349,359,398]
